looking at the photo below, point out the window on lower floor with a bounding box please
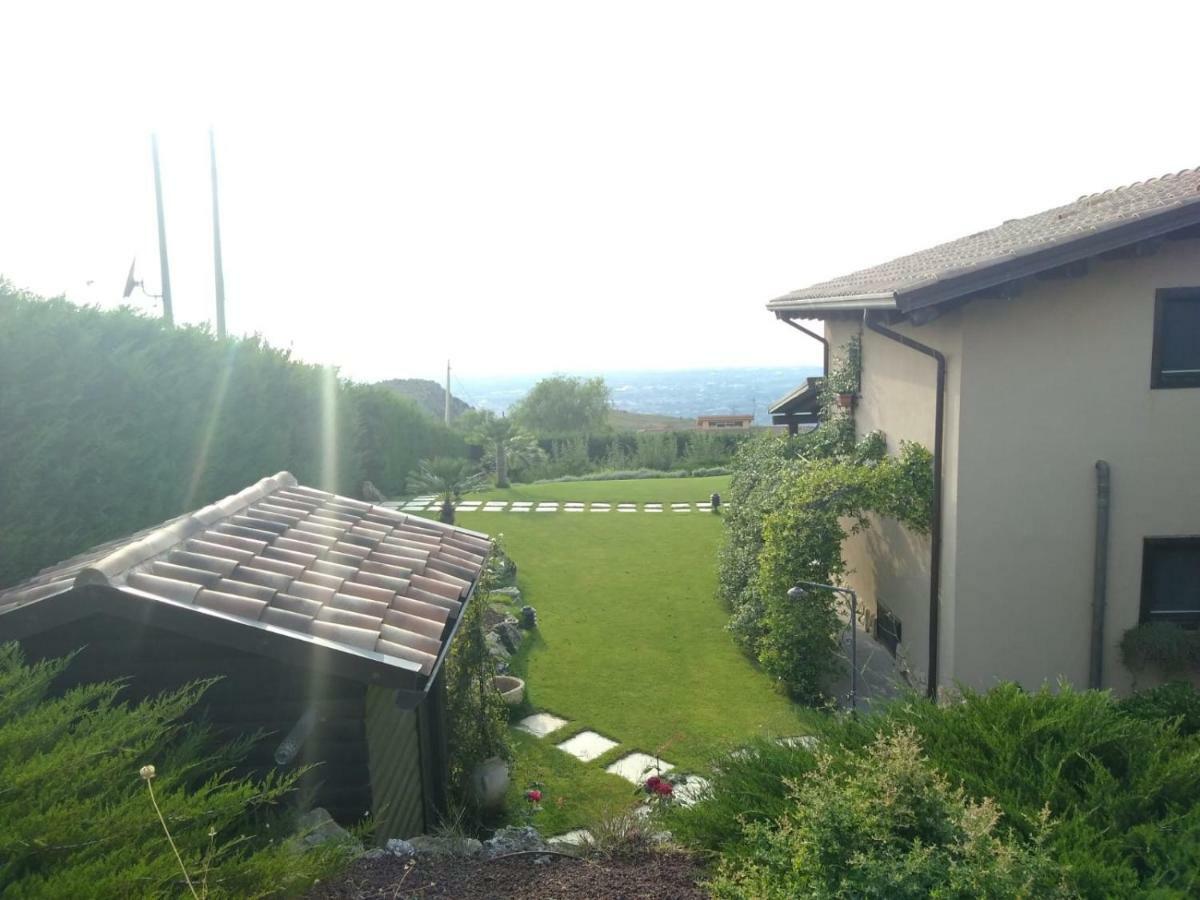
[1141,537,1200,628]
[1152,288,1200,389]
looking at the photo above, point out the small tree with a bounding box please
[510,375,611,435]
[407,457,487,523]
[461,411,542,488]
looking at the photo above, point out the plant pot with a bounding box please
[470,755,510,811]
[493,675,526,706]
[836,392,855,409]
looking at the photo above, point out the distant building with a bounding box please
[769,377,823,435]
[696,414,754,429]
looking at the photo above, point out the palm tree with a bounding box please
[467,411,542,488]
[407,457,487,524]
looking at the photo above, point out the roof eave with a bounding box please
[767,292,897,317]
[897,198,1200,313]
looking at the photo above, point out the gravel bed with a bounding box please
[307,851,707,899]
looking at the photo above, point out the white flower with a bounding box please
[139,764,157,781]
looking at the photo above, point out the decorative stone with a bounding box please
[556,730,618,762]
[292,807,362,853]
[516,712,569,737]
[407,835,483,856]
[494,620,524,654]
[492,586,522,601]
[548,829,593,847]
[520,605,538,629]
[385,838,416,857]
[483,825,547,858]
[485,632,511,664]
[605,753,674,784]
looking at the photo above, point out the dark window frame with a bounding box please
[1151,287,1200,389]
[1140,536,1200,629]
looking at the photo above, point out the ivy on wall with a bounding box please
[719,338,933,703]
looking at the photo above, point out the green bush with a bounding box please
[0,283,464,588]
[718,424,932,701]
[1119,621,1200,676]
[1119,681,1200,737]
[671,683,1200,898]
[0,644,349,897]
[708,728,1072,899]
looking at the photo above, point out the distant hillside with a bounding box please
[608,408,695,432]
[377,378,472,421]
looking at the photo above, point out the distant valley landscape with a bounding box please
[407,366,822,425]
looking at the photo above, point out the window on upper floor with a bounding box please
[1152,288,1200,389]
[1141,537,1200,628]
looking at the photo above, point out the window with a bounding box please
[874,604,902,656]
[1141,537,1200,628]
[1151,288,1200,389]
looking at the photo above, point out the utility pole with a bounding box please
[150,132,174,325]
[209,127,227,339]
[444,360,451,425]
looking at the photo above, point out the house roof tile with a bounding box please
[769,167,1200,314]
[0,472,490,684]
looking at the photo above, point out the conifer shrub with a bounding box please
[0,283,464,588]
[669,683,1200,898]
[0,644,350,898]
[707,729,1072,899]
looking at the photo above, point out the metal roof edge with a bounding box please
[766,293,897,315]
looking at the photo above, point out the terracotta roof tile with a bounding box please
[0,471,491,683]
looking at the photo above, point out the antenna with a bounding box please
[121,258,161,301]
[122,258,138,299]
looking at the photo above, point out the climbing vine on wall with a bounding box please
[719,338,933,704]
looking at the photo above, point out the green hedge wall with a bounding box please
[0,283,464,588]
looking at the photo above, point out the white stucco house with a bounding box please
[768,167,1200,696]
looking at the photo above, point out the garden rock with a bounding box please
[485,633,511,667]
[385,838,416,857]
[520,605,538,629]
[494,619,525,654]
[291,807,362,853]
[407,835,483,856]
[361,480,386,503]
[482,825,547,858]
[491,586,522,602]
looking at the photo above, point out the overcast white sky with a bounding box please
[2,2,1198,382]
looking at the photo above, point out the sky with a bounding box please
[2,2,1199,383]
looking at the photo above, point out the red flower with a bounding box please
[654,781,674,797]
[525,789,542,803]
[644,775,662,793]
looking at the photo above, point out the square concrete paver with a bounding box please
[564,506,584,512]
[605,752,674,784]
[511,507,530,512]
[515,712,569,738]
[674,775,711,806]
[548,829,593,847]
[556,730,619,763]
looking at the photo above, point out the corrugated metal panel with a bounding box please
[365,685,425,843]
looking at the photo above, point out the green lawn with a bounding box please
[465,474,730,504]
[451,484,811,834]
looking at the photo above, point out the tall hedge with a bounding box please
[0,283,464,588]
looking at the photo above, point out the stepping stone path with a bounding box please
[556,730,619,762]
[605,752,673,783]
[397,498,723,514]
[515,712,568,737]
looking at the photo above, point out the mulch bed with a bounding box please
[307,851,708,899]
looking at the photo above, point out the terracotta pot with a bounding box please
[493,675,525,706]
[470,755,510,811]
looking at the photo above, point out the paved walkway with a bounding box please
[383,497,727,514]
